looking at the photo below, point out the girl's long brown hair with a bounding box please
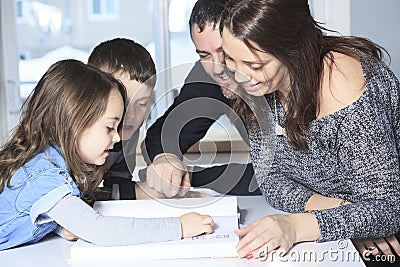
[222,0,386,150]
[0,59,126,202]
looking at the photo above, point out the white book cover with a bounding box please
[70,196,239,261]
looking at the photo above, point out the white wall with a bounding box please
[0,1,21,145]
[350,0,400,77]
[312,0,399,77]
[311,0,351,35]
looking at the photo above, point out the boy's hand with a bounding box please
[179,212,214,238]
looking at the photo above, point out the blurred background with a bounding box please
[0,0,399,156]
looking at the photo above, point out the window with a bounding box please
[0,0,199,145]
[15,0,31,23]
[0,0,344,146]
[2,0,398,148]
[16,0,23,18]
[88,0,119,21]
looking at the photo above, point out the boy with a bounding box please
[88,38,159,200]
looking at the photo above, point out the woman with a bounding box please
[220,0,400,264]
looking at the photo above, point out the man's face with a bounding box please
[191,23,237,99]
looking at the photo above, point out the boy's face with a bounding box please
[115,72,152,140]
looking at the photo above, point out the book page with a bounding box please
[93,196,238,218]
[70,197,239,260]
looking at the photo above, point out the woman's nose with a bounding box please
[234,68,250,83]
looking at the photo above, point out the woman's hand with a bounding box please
[352,236,400,260]
[179,212,214,238]
[235,213,319,259]
[235,215,295,259]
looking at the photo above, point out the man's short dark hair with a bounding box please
[189,0,228,34]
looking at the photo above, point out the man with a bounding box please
[142,0,260,198]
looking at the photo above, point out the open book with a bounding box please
[70,196,239,261]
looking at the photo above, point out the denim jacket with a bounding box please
[0,146,80,250]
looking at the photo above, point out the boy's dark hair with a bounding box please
[88,38,156,88]
[189,0,228,34]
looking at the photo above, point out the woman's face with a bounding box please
[221,28,291,97]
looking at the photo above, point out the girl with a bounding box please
[220,0,400,264]
[0,59,214,250]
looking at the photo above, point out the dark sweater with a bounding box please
[250,54,400,241]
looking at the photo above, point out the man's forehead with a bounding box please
[192,24,222,52]
[192,21,219,34]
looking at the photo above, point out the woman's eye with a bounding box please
[106,126,115,133]
[249,65,263,71]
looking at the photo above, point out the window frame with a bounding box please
[87,0,119,21]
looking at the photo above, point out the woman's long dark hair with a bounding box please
[222,0,386,150]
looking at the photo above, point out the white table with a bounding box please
[1,195,365,267]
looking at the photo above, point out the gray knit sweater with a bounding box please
[249,54,400,242]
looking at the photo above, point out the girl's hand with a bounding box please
[62,228,79,241]
[179,212,214,238]
[352,236,400,260]
[235,214,296,259]
[235,213,319,259]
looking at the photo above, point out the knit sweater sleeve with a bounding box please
[249,128,315,212]
[309,70,400,242]
[310,112,400,241]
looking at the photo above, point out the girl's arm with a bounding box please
[47,194,213,246]
[47,194,181,245]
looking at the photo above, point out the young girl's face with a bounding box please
[78,88,125,165]
[115,72,152,140]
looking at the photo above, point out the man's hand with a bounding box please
[146,153,191,197]
[135,182,167,200]
[135,181,213,200]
